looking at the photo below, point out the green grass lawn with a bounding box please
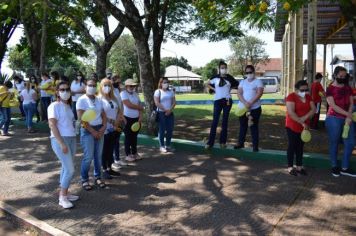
[139,93,284,101]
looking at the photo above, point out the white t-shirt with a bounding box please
[20,89,36,105]
[15,81,25,92]
[76,94,104,126]
[238,78,264,110]
[209,77,232,100]
[113,88,123,111]
[48,101,75,138]
[40,79,53,97]
[101,97,119,133]
[154,89,175,111]
[120,90,140,118]
[70,80,86,102]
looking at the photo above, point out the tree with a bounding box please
[229,35,269,76]
[108,34,139,80]
[160,56,192,75]
[199,58,224,81]
[0,1,19,73]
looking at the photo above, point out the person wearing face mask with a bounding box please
[76,79,107,190]
[13,75,26,120]
[40,72,53,122]
[154,77,176,153]
[48,81,79,209]
[99,79,125,179]
[29,75,41,123]
[310,73,325,130]
[285,80,315,176]
[205,61,238,149]
[325,66,356,178]
[120,79,143,162]
[111,75,127,167]
[20,81,37,133]
[105,68,113,80]
[235,65,264,152]
[70,71,86,120]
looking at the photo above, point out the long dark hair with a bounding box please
[157,77,170,90]
[56,81,72,104]
[76,71,86,86]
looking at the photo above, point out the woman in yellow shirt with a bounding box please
[0,80,14,136]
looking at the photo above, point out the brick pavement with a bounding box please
[0,127,355,235]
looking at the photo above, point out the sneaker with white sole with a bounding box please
[111,162,122,171]
[59,196,74,209]
[165,146,174,153]
[340,168,356,177]
[125,155,135,162]
[117,160,128,166]
[134,153,143,160]
[67,194,79,202]
[160,147,167,153]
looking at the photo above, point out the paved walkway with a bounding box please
[0,127,355,235]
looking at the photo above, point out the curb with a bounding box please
[12,118,356,170]
[0,201,70,236]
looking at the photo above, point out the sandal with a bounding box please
[82,181,92,191]
[95,179,106,188]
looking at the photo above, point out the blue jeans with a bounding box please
[23,103,36,128]
[0,107,11,134]
[158,112,174,147]
[325,116,355,169]
[114,132,122,162]
[72,101,78,120]
[51,137,76,189]
[238,106,262,149]
[80,125,104,182]
[40,97,51,121]
[207,98,232,146]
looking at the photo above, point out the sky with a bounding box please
[2,22,353,75]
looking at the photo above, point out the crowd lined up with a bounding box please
[0,61,355,209]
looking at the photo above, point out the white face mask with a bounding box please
[86,86,97,95]
[59,91,71,101]
[127,87,134,93]
[220,68,227,75]
[162,83,169,89]
[246,74,254,80]
[298,91,306,98]
[103,86,111,94]
[77,76,82,80]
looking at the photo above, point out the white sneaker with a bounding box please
[67,194,79,202]
[165,146,174,152]
[134,153,143,160]
[111,163,122,171]
[125,155,135,162]
[59,196,74,209]
[160,147,167,153]
[118,160,128,166]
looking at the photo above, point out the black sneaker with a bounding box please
[297,168,307,176]
[331,167,340,177]
[340,168,356,177]
[108,169,121,177]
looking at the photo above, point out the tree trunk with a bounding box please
[96,47,108,79]
[152,40,161,89]
[135,38,156,135]
[0,19,18,74]
[39,10,47,74]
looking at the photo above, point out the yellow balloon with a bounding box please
[352,112,356,122]
[318,91,324,97]
[301,130,311,143]
[131,122,141,132]
[40,82,51,90]
[82,109,96,122]
[236,106,248,117]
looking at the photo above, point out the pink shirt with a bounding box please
[326,85,352,118]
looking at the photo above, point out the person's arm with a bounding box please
[346,96,353,125]
[237,86,249,108]
[97,111,107,138]
[48,118,68,154]
[326,96,351,119]
[286,101,304,124]
[122,99,143,110]
[300,101,316,124]
[249,87,264,105]
[77,109,99,137]
[154,90,166,111]
[31,90,37,101]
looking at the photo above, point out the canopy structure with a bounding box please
[164,65,202,81]
[274,0,354,95]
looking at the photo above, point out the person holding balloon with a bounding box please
[76,78,107,190]
[310,73,325,130]
[325,66,356,178]
[39,72,53,122]
[120,79,143,162]
[99,78,125,179]
[285,80,315,176]
[48,81,78,209]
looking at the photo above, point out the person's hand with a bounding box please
[346,117,352,125]
[138,105,144,111]
[244,102,251,109]
[302,123,309,130]
[300,115,308,123]
[60,142,68,154]
[165,109,172,116]
[346,112,353,120]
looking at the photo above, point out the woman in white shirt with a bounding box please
[48,81,78,209]
[120,79,143,162]
[13,75,26,119]
[154,78,176,153]
[235,65,264,152]
[20,81,37,133]
[205,61,238,149]
[99,78,125,179]
[76,79,107,190]
[40,72,53,122]
[70,71,86,120]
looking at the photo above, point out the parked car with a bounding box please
[259,76,280,93]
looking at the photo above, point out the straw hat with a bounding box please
[124,79,138,86]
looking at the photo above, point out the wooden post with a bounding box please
[307,0,317,86]
[294,9,304,84]
[323,44,327,88]
[288,13,295,94]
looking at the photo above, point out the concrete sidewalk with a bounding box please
[0,127,355,235]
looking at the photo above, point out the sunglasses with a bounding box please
[245,71,254,74]
[59,88,70,92]
[104,84,111,87]
[299,89,309,92]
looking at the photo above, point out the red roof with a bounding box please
[255,58,281,72]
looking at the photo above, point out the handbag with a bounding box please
[150,89,161,123]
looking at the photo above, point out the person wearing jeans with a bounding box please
[48,81,78,209]
[310,73,325,129]
[70,71,86,120]
[154,78,176,153]
[13,75,26,119]
[121,79,143,162]
[285,80,315,176]
[205,60,238,149]
[20,82,37,133]
[0,80,13,136]
[39,72,53,122]
[325,66,356,178]
[77,79,107,190]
